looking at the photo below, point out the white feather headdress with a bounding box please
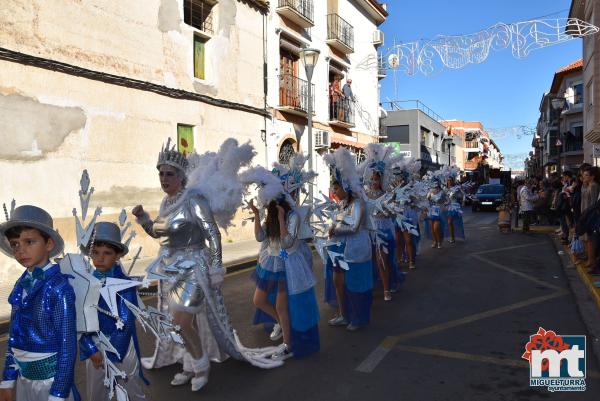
[241,154,317,208]
[186,138,256,229]
[323,147,363,195]
[358,143,406,190]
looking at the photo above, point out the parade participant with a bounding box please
[361,144,404,300]
[0,205,79,401]
[425,180,447,249]
[391,162,422,270]
[79,222,148,401]
[323,148,373,331]
[242,157,320,360]
[445,175,465,243]
[133,138,282,392]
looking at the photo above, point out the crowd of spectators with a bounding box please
[514,164,600,276]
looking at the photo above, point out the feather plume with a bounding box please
[186,138,256,229]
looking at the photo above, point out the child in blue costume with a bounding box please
[0,205,79,401]
[79,222,148,401]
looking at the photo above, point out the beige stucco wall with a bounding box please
[0,0,265,108]
[0,0,269,315]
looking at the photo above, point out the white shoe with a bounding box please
[170,372,193,386]
[190,355,210,392]
[269,323,283,341]
[271,343,293,361]
[191,375,209,392]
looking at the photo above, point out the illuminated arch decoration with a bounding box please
[363,18,598,76]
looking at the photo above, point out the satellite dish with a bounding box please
[388,53,399,68]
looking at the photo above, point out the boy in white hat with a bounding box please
[78,222,148,401]
[0,205,78,401]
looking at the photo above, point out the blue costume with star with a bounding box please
[78,264,147,383]
[3,264,79,400]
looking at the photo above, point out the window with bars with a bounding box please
[184,0,215,34]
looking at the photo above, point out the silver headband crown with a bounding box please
[157,137,189,172]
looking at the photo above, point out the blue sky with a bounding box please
[379,0,582,159]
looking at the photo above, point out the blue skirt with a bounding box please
[372,227,404,291]
[324,243,373,326]
[424,209,448,240]
[444,207,465,239]
[253,265,320,358]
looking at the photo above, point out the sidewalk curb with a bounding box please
[550,235,600,369]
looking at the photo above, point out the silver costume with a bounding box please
[332,197,372,263]
[85,341,145,401]
[138,190,282,371]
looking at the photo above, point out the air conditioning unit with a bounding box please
[372,30,384,46]
[315,130,331,148]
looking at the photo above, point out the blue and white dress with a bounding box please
[253,210,320,358]
[424,189,448,240]
[367,189,404,291]
[395,204,420,264]
[444,187,465,240]
[324,197,373,326]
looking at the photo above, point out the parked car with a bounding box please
[471,184,506,212]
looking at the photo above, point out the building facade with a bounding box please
[441,120,503,178]
[534,60,586,177]
[265,0,388,196]
[569,0,600,165]
[0,0,272,285]
[382,103,456,173]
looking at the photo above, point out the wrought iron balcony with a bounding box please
[326,13,354,53]
[277,0,314,28]
[329,97,355,128]
[563,139,583,153]
[278,74,314,115]
[465,141,479,149]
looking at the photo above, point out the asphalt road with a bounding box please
[2,210,600,400]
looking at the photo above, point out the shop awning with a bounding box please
[331,138,367,149]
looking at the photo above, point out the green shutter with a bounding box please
[194,37,205,80]
[177,125,194,155]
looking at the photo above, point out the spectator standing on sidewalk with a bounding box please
[557,171,574,243]
[515,179,525,227]
[580,166,600,270]
[519,180,539,233]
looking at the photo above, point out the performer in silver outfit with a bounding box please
[133,139,281,392]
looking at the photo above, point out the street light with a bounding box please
[299,47,320,205]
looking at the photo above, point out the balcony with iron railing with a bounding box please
[277,0,314,28]
[562,139,584,153]
[326,13,354,53]
[464,141,481,151]
[377,54,387,80]
[278,74,314,116]
[329,97,355,128]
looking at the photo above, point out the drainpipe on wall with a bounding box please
[262,13,269,166]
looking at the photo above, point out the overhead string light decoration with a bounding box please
[361,18,598,76]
